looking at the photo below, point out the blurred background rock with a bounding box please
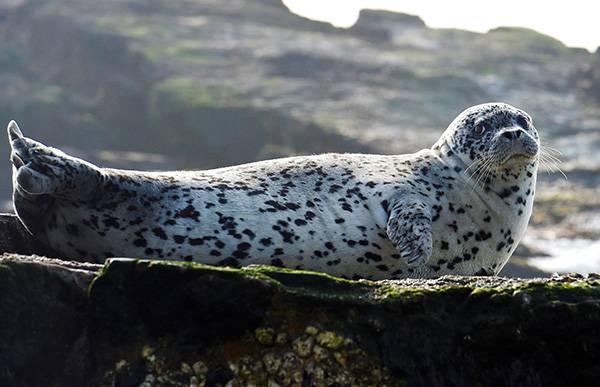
[1,0,599,276]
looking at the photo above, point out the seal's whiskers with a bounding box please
[468,156,495,191]
[539,144,567,180]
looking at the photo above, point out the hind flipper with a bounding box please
[8,121,104,197]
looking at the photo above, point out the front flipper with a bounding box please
[386,197,432,267]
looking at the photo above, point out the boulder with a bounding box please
[1,254,599,386]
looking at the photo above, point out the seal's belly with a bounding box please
[44,175,404,279]
[429,216,507,276]
[427,199,531,276]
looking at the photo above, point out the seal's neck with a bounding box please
[432,140,471,173]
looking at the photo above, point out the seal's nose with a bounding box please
[501,129,524,141]
[499,127,538,159]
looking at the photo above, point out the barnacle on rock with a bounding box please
[315,330,345,349]
[255,327,275,346]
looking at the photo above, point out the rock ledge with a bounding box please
[1,254,599,386]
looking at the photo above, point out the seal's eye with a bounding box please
[474,124,486,136]
[516,115,529,129]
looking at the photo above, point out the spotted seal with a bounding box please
[7,102,539,279]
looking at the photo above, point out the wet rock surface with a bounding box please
[1,253,600,387]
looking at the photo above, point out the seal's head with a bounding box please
[434,102,539,170]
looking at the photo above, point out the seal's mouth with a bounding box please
[498,147,538,166]
[496,133,539,166]
[503,151,537,163]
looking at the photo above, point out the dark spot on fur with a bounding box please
[152,227,168,240]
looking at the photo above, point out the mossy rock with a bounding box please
[486,27,567,54]
[149,77,241,114]
[1,254,600,386]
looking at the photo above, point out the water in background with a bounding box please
[527,237,600,274]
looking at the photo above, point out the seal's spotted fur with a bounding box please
[7,103,539,279]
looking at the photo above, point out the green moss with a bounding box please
[150,77,239,109]
[487,27,566,52]
[375,283,429,300]
[246,264,361,285]
[516,280,600,301]
[147,77,242,128]
[132,41,209,64]
[146,259,285,285]
[374,282,477,303]
[373,277,600,307]
[500,26,561,42]
[90,258,600,312]
[92,16,174,41]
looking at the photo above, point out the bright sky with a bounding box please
[283,0,600,51]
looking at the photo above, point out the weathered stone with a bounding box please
[1,255,600,386]
[0,254,100,387]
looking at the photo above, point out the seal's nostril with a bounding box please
[501,130,524,140]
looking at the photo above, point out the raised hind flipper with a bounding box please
[7,120,105,234]
[8,120,104,197]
